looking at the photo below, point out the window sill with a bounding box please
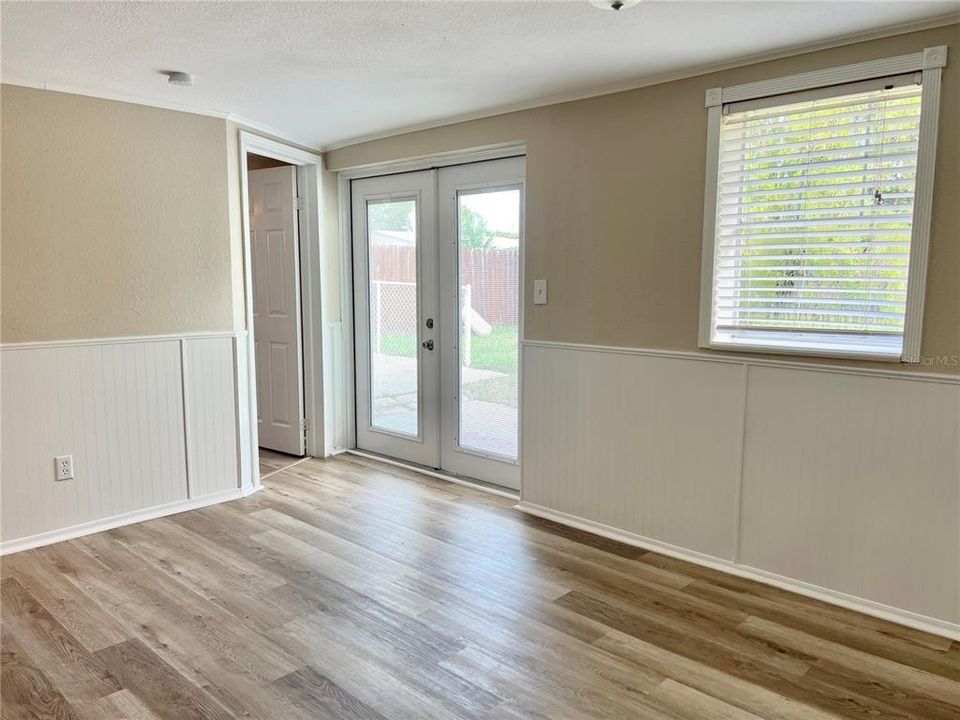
[706,331,904,363]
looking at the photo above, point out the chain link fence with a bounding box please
[370,280,417,355]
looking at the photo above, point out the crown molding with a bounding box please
[0,77,230,119]
[2,11,956,155]
[0,77,322,152]
[225,114,321,153]
[323,12,959,153]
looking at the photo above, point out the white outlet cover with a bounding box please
[55,455,73,481]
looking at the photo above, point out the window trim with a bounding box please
[698,46,947,363]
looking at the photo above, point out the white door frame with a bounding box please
[239,131,327,485]
[335,142,526,490]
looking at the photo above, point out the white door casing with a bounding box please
[250,166,306,456]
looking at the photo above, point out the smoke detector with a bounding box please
[165,71,194,87]
[590,0,641,9]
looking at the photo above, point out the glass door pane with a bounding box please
[367,198,419,436]
[457,189,520,460]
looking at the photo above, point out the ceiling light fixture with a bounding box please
[590,0,640,10]
[165,71,194,87]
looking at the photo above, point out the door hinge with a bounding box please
[300,418,308,439]
[294,196,303,210]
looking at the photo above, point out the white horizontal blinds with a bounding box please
[714,80,922,345]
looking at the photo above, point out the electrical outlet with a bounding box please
[54,455,74,481]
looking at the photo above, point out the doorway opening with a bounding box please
[238,132,326,488]
[350,156,524,490]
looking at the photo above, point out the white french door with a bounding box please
[352,170,440,467]
[352,157,524,489]
[437,158,523,488]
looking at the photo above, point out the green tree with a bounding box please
[459,204,492,249]
[369,200,413,231]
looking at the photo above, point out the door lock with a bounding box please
[425,318,434,329]
[421,339,434,351]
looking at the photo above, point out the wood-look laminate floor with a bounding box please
[258,448,306,478]
[2,454,958,720]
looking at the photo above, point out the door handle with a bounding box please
[421,339,434,351]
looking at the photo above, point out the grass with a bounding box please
[379,332,417,359]
[379,326,518,374]
[466,326,518,374]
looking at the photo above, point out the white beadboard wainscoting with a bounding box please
[520,340,960,640]
[0,331,255,554]
[323,321,350,454]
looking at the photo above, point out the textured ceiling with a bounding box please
[2,1,958,149]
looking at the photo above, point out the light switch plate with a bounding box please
[534,279,548,305]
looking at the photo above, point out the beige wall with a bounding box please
[327,24,960,374]
[1,85,239,342]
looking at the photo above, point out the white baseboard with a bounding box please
[0,485,261,556]
[516,501,960,642]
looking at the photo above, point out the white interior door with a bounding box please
[352,170,440,467]
[250,166,305,456]
[352,159,523,489]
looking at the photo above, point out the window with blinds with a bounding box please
[708,77,923,357]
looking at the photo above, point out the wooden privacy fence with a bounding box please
[371,245,519,326]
